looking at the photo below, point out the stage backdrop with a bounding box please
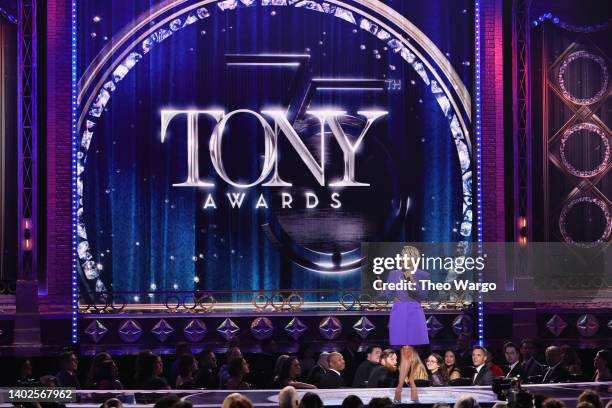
[76,0,474,304]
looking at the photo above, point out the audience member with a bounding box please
[135,350,170,389]
[251,339,279,388]
[577,390,603,408]
[56,351,80,388]
[170,402,193,408]
[341,395,364,408]
[541,398,567,408]
[520,339,544,379]
[271,355,291,388]
[195,349,218,389]
[342,333,365,385]
[102,398,123,408]
[432,404,452,408]
[277,356,316,389]
[170,342,192,387]
[306,352,329,387]
[219,346,243,388]
[86,351,112,388]
[368,349,398,388]
[503,342,524,378]
[426,353,449,386]
[298,343,317,378]
[471,346,493,386]
[406,349,429,381]
[278,386,299,408]
[176,354,198,389]
[455,333,475,367]
[222,393,254,408]
[352,345,382,388]
[320,352,346,388]
[299,392,324,408]
[96,359,123,390]
[486,350,505,377]
[542,346,570,383]
[444,350,462,381]
[367,397,393,408]
[454,396,480,408]
[576,403,595,408]
[17,359,36,386]
[593,349,612,382]
[153,395,180,408]
[224,357,251,390]
[560,345,583,375]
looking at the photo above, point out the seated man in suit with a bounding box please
[306,352,329,387]
[352,345,382,388]
[367,349,399,388]
[520,338,544,380]
[319,352,346,388]
[471,346,493,386]
[542,346,571,383]
[504,342,524,379]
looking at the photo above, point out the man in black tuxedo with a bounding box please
[352,345,382,388]
[306,352,329,387]
[320,352,346,388]
[520,339,544,380]
[542,346,570,383]
[367,349,399,388]
[195,349,218,389]
[471,346,493,386]
[504,342,524,379]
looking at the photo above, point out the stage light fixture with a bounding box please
[474,0,485,347]
[71,0,78,344]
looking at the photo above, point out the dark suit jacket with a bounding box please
[319,370,346,389]
[352,361,378,388]
[367,366,398,388]
[306,365,326,387]
[472,365,493,386]
[542,364,570,383]
[522,358,544,379]
[505,362,525,379]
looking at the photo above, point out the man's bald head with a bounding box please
[545,346,562,366]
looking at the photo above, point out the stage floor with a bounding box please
[183,382,611,407]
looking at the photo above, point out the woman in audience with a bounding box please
[277,356,317,389]
[224,357,251,390]
[444,350,462,381]
[593,349,612,382]
[404,350,429,383]
[86,352,113,388]
[270,355,290,388]
[96,359,123,390]
[176,354,198,389]
[135,351,170,389]
[560,345,583,375]
[426,353,449,386]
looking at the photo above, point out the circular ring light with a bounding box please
[558,51,609,105]
[559,196,612,247]
[560,123,610,178]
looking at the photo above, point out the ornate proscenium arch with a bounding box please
[75,0,474,290]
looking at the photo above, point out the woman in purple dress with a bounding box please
[386,246,429,403]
